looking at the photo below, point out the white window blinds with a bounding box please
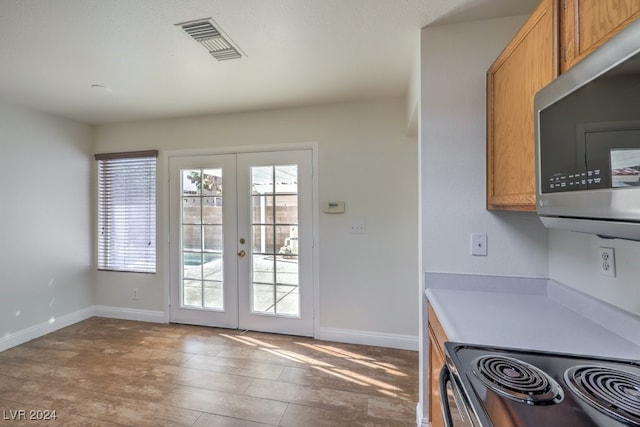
[95,150,158,273]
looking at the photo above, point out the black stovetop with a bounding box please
[444,342,640,427]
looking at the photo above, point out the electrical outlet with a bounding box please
[471,233,487,256]
[350,222,366,234]
[132,288,139,300]
[598,247,616,277]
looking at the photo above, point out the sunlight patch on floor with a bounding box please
[296,341,407,377]
[261,347,333,367]
[218,333,408,397]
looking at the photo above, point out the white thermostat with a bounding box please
[323,201,345,214]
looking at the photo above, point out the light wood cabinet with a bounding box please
[486,0,559,211]
[560,0,640,72]
[428,303,448,427]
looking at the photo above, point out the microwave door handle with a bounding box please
[439,365,455,427]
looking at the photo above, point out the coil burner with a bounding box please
[473,355,564,405]
[565,365,640,426]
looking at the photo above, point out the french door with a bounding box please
[169,150,314,336]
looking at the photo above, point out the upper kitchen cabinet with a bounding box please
[560,0,640,72]
[486,0,559,211]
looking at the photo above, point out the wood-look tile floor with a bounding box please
[0,318,418,426]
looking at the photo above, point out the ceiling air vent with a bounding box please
[176,18,243,61]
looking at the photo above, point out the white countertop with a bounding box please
[425,273,640,360]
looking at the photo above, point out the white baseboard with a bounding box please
[1,309,413,355]
[315,326,418,351]
[0,306,94,353]
[93,306,165,323]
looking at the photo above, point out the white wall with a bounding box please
[418,16,549,424]
[549,230,640,316]
[420,16,548,280]
[93,98,419,341]
[0,102,93,338]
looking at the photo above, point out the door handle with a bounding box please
[238,250,246,258]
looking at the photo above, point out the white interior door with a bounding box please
[169,150,314,336]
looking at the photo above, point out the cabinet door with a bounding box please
[429,328,445,427]
[561,0,640,72]
[428,303,448,427]
[486,0,558,211]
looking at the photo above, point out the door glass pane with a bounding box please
[276,258,298,284]
[203,225,223,252]
[183,280,203,307]
[183,170,202,196]
[252,195,274,223]
[252,225,274,254]
[276,284,299,316]
[203,197,222,224]
[252,254,275,284]
[203,253,223,281]
[275,165,297,193]
[182,196,201,224]
[183,254,203,280]
[202,169,222,196]
[253,284,276,313]
[250,165,300,317]
[180,169,224,310]
[204,281,223,308]
[251,167,273,194]
[275,195,298,224]
[182,225,201,250]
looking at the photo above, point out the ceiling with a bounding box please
[0,0,539,125]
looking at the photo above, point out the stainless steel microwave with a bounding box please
[534,18,640,241]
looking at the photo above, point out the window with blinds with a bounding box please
[95,150,158,273]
